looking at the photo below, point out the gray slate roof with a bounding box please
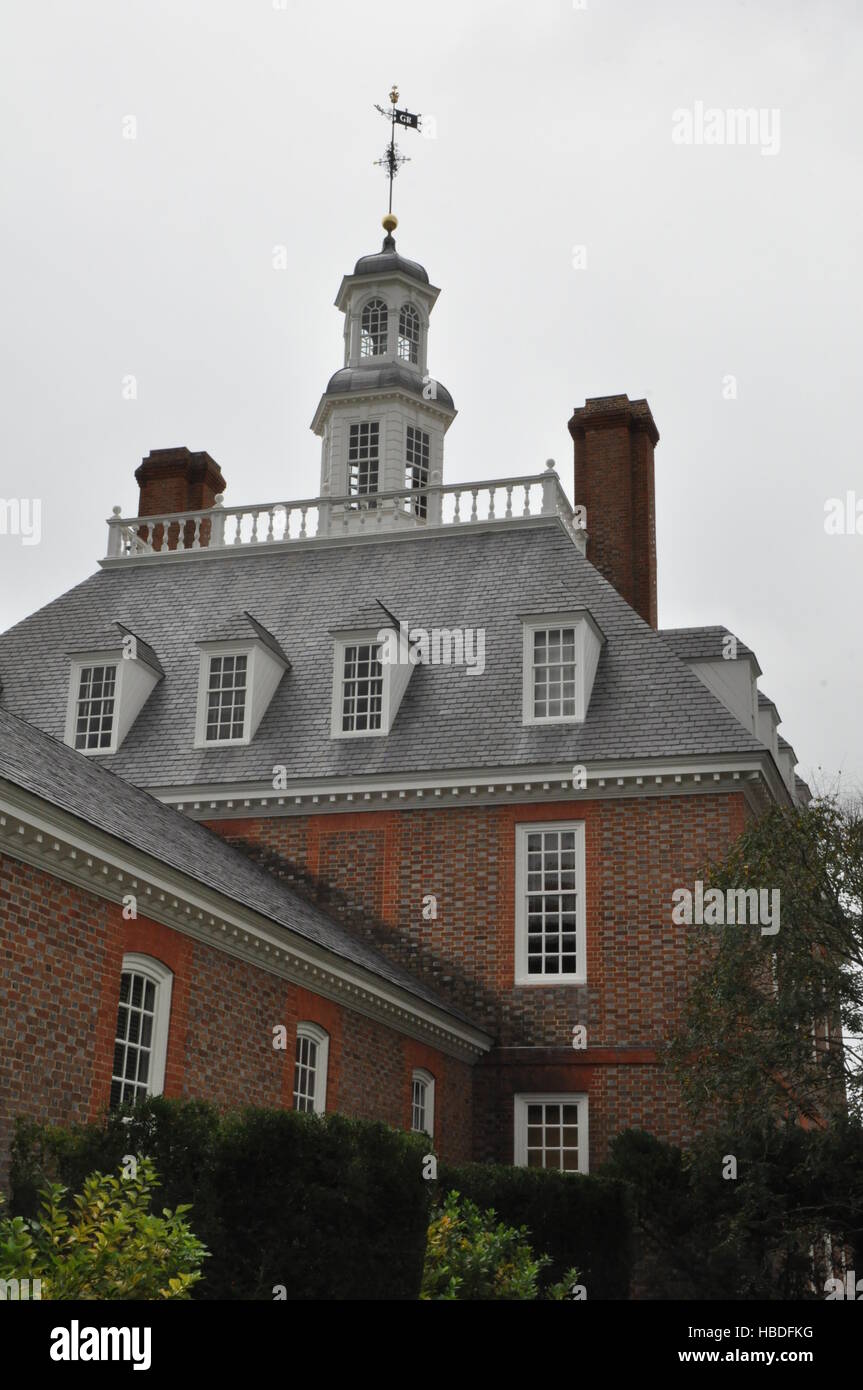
[659,625,756,662]
[324,364,455,412]
[0,706,476,1026]
[0,521,769,789]
[353,240,429,285]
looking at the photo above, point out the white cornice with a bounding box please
[143,752,791,820]
[0,781,490,1062]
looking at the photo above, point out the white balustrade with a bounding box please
[104,467,586,561]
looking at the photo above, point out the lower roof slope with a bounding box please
[0,707,479,1030]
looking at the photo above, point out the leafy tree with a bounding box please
[603,1121,863,1300]
[421,1190,578,1300]
[668,796,863,1128]
[0,1158,207,1299]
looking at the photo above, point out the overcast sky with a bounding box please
[1,0,860,791]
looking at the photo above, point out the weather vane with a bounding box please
[374,85,421,230]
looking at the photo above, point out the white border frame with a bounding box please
[65,654,122,756]
[411,1067,435,1138]
[194,642,253,749]
[295,1021,329,1114]
[116,952,174,1100]
[514,1092,589,1173]
[330,630,392,739]
[521,615,587,725]
[515,820,587,986]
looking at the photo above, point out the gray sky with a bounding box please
[1,0,860,790]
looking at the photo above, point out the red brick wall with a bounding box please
[206,790,746,1166]
[0,850,471,1184]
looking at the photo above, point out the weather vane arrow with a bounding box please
[374,85,422,228]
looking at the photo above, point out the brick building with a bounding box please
[0,225,809,1179]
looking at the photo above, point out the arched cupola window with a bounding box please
[360,299,388,358]
[398,304,421,364]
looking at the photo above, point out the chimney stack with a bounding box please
[134,447,226,551]
[568,394,659,628]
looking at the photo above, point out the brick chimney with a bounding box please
[568,394,659,628]
[134,447,226,551]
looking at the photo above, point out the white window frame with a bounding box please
[398,302,421,364]
[194,643,253,748]
[514,1093,589,1174]
[411,1068,435,1137]
[515,821,587,986]
[110,953,173,1108]
[359,296,389,359]
[522,618,582,724]
[346,418,382,502]
[65,656,121,755]
[330,630,391,739]
[293,1022,329,1115]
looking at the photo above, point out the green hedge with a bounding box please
[437,1160,633,1299]
[9,1099,431,1301]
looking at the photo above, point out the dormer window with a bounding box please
[360,298,387,357]
[340,641,384,732]
[521,611,605,725]
[204,653,248,742]
[348,422,380,499]
[65,627,163,755]
[330,625,416,739]
[194,615,289,749]
[73,663,118,750]
[398,303,420,364]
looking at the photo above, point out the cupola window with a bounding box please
[348,422,380,499]
[360,298,388,357]
[398,303,420,364]
[405,425,430,519]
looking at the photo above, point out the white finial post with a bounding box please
[542,459,558,515]
[210,493,226,547]
[106,505,123,558]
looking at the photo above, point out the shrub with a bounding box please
[437,1160,632,1299]
[0,1158,207,1300]
[9,1100,432,1300]
[421,1190,578,1299]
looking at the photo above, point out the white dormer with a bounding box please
[520,610,605,725]
[757,694,780,763]
[65,625,163,755]
[776,737,798,799]
[194,614,289,748]
[330,623,415,739]
[687,651,761,736]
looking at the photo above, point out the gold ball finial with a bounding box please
[390,85,399,105]
[382,212,398,234]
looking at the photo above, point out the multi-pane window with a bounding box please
[398,303,420,363]
[360,299,388,357]
[293,1024,328,1114]
[411,1070,434,1136]
[74,664,117,751]
[515,1096,586,1172]
[405,425,430,518]
[205,654,248,742]
[109,958,172,1109]
[516,823,585,983]
[348,422,380,500]
[532,627,577,719]
[341,642,384,732]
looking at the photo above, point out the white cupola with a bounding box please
[310,215,457,533]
